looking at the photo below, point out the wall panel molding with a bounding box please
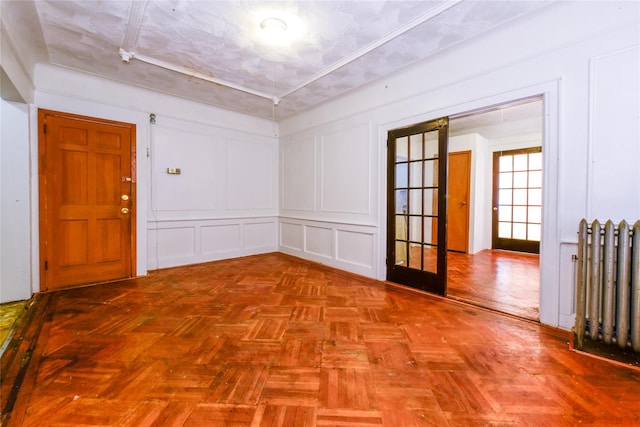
[279,217,377,277]
[148,217,277,269]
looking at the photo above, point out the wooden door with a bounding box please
[387,117,449,295]
[448,151,471,253]
[39,109,136,291]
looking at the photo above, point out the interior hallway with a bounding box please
[447,250,539,321]
[2,253,639,426]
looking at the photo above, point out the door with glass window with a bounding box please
[387,118,449,295]
[492,147,542,253]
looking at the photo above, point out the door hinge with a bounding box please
[43,123,47,134]
[44,261,48,270]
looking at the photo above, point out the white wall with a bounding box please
[0,99,32,302]
[147,115,278,269]
[279,120,379,276]
[278,1,640,329]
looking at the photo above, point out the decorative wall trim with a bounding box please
[279,217,377,278]
[148,217,278,269]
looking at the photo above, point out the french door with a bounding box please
[492,147,542,253]
[387,117,449,295]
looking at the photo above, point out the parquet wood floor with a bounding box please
[3,253,640,426]
[446,250,540,321]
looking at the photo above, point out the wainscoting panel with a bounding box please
[200,224,241,255]
[304,225,333,259]
[155,226,196,267]
[244,221,278,250]
[148,217,278,269]
[280,222,304,251]
[336,228,375,270]
[279,217,377,278]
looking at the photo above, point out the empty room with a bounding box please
[1,1,639,426]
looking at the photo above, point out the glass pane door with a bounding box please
[387,118,448,295]
[492,147,542,253]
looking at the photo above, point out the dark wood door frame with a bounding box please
[386,117,449,295]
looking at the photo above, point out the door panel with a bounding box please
[448,151,471,253]
[492,147,541,254]
[39,110,136,290]
[387,118,448,295]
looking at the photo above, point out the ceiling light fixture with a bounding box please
[260,17,288,45]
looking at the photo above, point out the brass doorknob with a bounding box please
[493,207,498,211]
[121,208,130,214]
[121,195,129,201]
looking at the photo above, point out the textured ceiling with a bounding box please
[4,0,553,122]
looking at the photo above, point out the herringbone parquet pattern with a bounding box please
[3,253,640,426]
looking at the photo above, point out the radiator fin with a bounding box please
[575,219,640,353]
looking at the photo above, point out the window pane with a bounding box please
[528,170,542,188]
[529,188,542,205]
[513,223,527,239]
[513,189,527,205]
[499,206,512,222]
[513,206,527,222]
[424,131,439,158]
[528,206,541,223]
[424,159,438,187]
[529,152,542,170]
[513,154,528,171]
[513,171,528,188]
[499,222,511,238]
[409,189,422,215]
[407,243,421,269]
[409,216,423,242]
[499,172,512,189]
[422,217,436,246]
[396,137,408,161]
[528,223,541,241]
[423,189,437,216]
[499,155,512,172]
[409,134,422,161]
[409,161,423,187]
[395,215,408,240]
[395,241,407,265]
[499,189,512,205]
[422,244,438,273]
[395,163,407,188]
[395,190,407,214]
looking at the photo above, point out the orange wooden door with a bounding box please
[39,110,136,291]
[448,151,470,253]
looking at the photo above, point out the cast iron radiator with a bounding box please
[574,219,640,353]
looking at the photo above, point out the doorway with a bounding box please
[447,97,542,320]
[38,109,136,291]
[386,97,542,320]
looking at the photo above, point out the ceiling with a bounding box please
[4,0,552,126]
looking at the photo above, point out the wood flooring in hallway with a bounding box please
[447,250,540,321]
[2,253,639,426]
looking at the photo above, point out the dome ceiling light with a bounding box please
[260,17,289,45]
